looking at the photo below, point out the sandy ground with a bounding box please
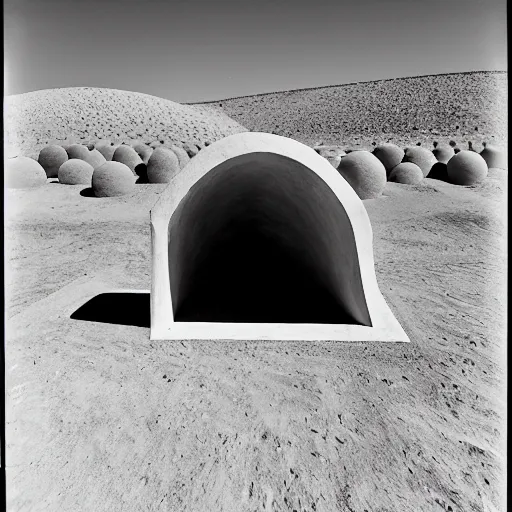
[5,170,507,512]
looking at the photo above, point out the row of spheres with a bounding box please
[5,140,202,196]
[5,137,507,200]
[313,141,507,199]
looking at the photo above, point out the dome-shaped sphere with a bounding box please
[92,162,136,197]
[132,143,153,164]
[5,156,47,189]
[432,144,455,164]
[183,142,200,158]
[389,162,424,184]
[326,155,342,169]
[85,149,107,169]
[66,144,90,161]
[403,147,438,177]
[314,145,346,169]
[480,145,507,170]
[147,147,181,184]
[337,151,387,199]
[95,141,118,161]
[372,143,405,173]
[38,145,68,178]
[170,145,190,169]
[112,145,143,173]
[447,150,488,185]
[58,159,94,185]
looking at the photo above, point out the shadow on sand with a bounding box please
[70,292,150,327]
[426,162,449,181]
[79,187,96,197]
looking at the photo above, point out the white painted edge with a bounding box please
[151,320,409,342]
[150,132,410,343]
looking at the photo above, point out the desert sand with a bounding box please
[5,165,506,511]
[4,87,247,160]
[196,71,508,151]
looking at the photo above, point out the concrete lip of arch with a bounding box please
[150,132,410,342]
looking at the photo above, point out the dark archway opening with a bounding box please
[175,218,351,323]
[169,153,372,326]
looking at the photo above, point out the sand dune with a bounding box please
[195,71,508,151]
[4,87,248,159]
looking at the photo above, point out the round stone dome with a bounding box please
[38,145,68,178]
[58,159,94,185]
[480,144,507,170]
[403,146,438,177]
[92,161,136,197]
[170,145,191,169]
[112,145,143,172]
[66,144,90,161]
[147,147,181,184]
[132,142,153,164]
[5,156,47,189]
[95,140,118,161]
[388,162,424,184]
[432,144,455,164]
[447,150,488,185]
[337,151,387,199]
[372,143,405,174]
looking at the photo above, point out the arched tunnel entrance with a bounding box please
[167,152,372,326]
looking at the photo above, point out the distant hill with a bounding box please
[192,71,507,151]
[4,87,248,159]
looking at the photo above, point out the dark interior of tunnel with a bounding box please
[168,152,372,326]
[173,217,362,325]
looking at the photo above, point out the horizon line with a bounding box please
[5,69,507,104]
[186,69,507,105]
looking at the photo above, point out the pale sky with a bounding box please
[4,0,508,102]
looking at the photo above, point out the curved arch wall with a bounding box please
[150,132,409,342]
[168,152,371,325]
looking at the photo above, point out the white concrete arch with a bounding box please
[150,132,409,342]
